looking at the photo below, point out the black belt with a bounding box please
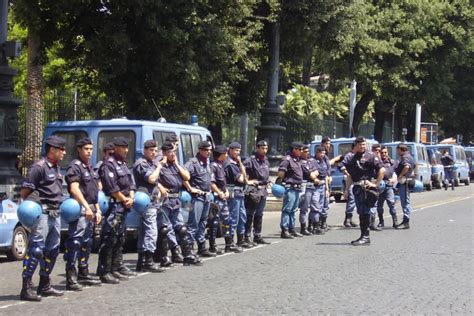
[284,184,302,190]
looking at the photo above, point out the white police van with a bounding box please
[0,193,27,260]
[43,118,214,247]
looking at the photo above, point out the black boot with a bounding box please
[377,212,385,228]
[289,229,303,238]
[224,236,243,253]
[253,235,271,244]
[37,276,64,297]
[349,214,358,227]
[237,234,253,248]
[245,235,257,247]
[209,238,224,255]
[198,241,217,257]
[300,223,312,236]
[66,268,83,291]
[396,217,410,230]
[171,246,184,263]
[280,229,294,239]
[78,266,102,286]
[20,278,42,302]
[391,215,398,228]
[136,252,145,272]
[313,221,325,235]
[370,214,382,231]
[143,252,165,272]
[320,216,329,232]
[181,240,203,266]
[100,272,120,284]
[351,214,371,246]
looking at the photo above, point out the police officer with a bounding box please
[183,140,215,257]
[158,141,202,265]
[243,140,271,244]
[441,150,455,191]
[210,145,241,253]
[94,142,114,173]
[299,144,316,235]
[20,135,66,301]
[340,143,358,227]
[277,142,304,239]
[97,137,137,284]
[133,139,168,273]
[369,143,383,232]
[395,143,415,229]
[320,137,339,231]
[376,146,398,228]
[308,146,331,235]
[225,142,251,248]
[64,137,102,291]
[344,136,385,246]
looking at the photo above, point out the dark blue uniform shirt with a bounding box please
[99,154,136,197]
[22,157,63,207]
[65,158,99,204]
[243,154,269,185]
[380,157,395,180]
[346,151,383,182]
[211,161,227,192]
[133,157,158,195]
[158,162,183,210]
[224,157,245,198]
[395,152,415,177]
[184,156,212,192]
[279,153,303,185]
[440,154,454,167]
[301,158,316,182]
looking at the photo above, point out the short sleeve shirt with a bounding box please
[279,154,303,185]
[65,158,99,204]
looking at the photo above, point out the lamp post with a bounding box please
[0,0,22,199]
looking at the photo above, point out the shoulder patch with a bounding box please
[74,159,81,165]
[107,157,115,162]
[251,155,256,159]
[191,157,199,164]
[36,159,45,166]
[285,156,291,161]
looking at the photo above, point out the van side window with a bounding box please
[153,131,175,146]
[52,131,88,168]
[338,144,351,157]
[97,130,136,166]
[181,133,202,162]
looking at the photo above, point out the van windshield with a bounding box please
[436,147,453,156]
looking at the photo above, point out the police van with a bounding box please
[309,137,379,202]
[426,144,470,186]
[43,118,214,245]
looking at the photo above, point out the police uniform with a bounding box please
[243,141,270,244]
[98,137,137,283]
[94,142,114,173]
[308,154,331,234]
[340,151,358,227]
[345,146,384,246]
[395,150,415,229]
[278,142,304,238]
[210,145,239,253]
[20,135,66,301]
[158,142,202,266]
[133,139,169,272]
[64,137,102,291]
[299,154,316,235]
[441,152,455,190]
[224,142,251,248]
[184,141,215,257]
[376,156,398,228]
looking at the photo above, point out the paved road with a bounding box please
[0,185,472,315]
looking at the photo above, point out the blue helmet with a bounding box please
[208,192,214,202]
[132,191,151,214]
[98,191,109,213]
[379,181,386,191]
[394,194,400,202]
[17,200,42,228]
[179,190,192,204]
[271,184,285,198]
[60,198,82,223]
[413,180,424,193]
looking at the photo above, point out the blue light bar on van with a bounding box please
[191,115,198,126]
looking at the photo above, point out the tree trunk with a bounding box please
[23,31,44,167]
[352,90,374,136]
[302,46,313,86]
[373,100,393,142]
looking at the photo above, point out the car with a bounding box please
[427,148,444,189]
[0,193,28,260]
[464,147,474,180]
[383,142,433,191]
[426,144,470,186]
[309,137,380,202]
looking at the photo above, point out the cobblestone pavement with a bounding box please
[0,186,472,315]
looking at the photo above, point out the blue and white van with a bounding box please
[426,144,470,186]
[427,148,444,189]
[43,118,214,242]
[0,194,27,260]
[309,137,380,202]
[383,142,433,191]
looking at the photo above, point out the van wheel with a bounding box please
[454,177,460,187]
[334,194,342,203]
[7,226,28,261]
[435,180,442,189]
[464,179,470,186]
[426,182,432,191]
